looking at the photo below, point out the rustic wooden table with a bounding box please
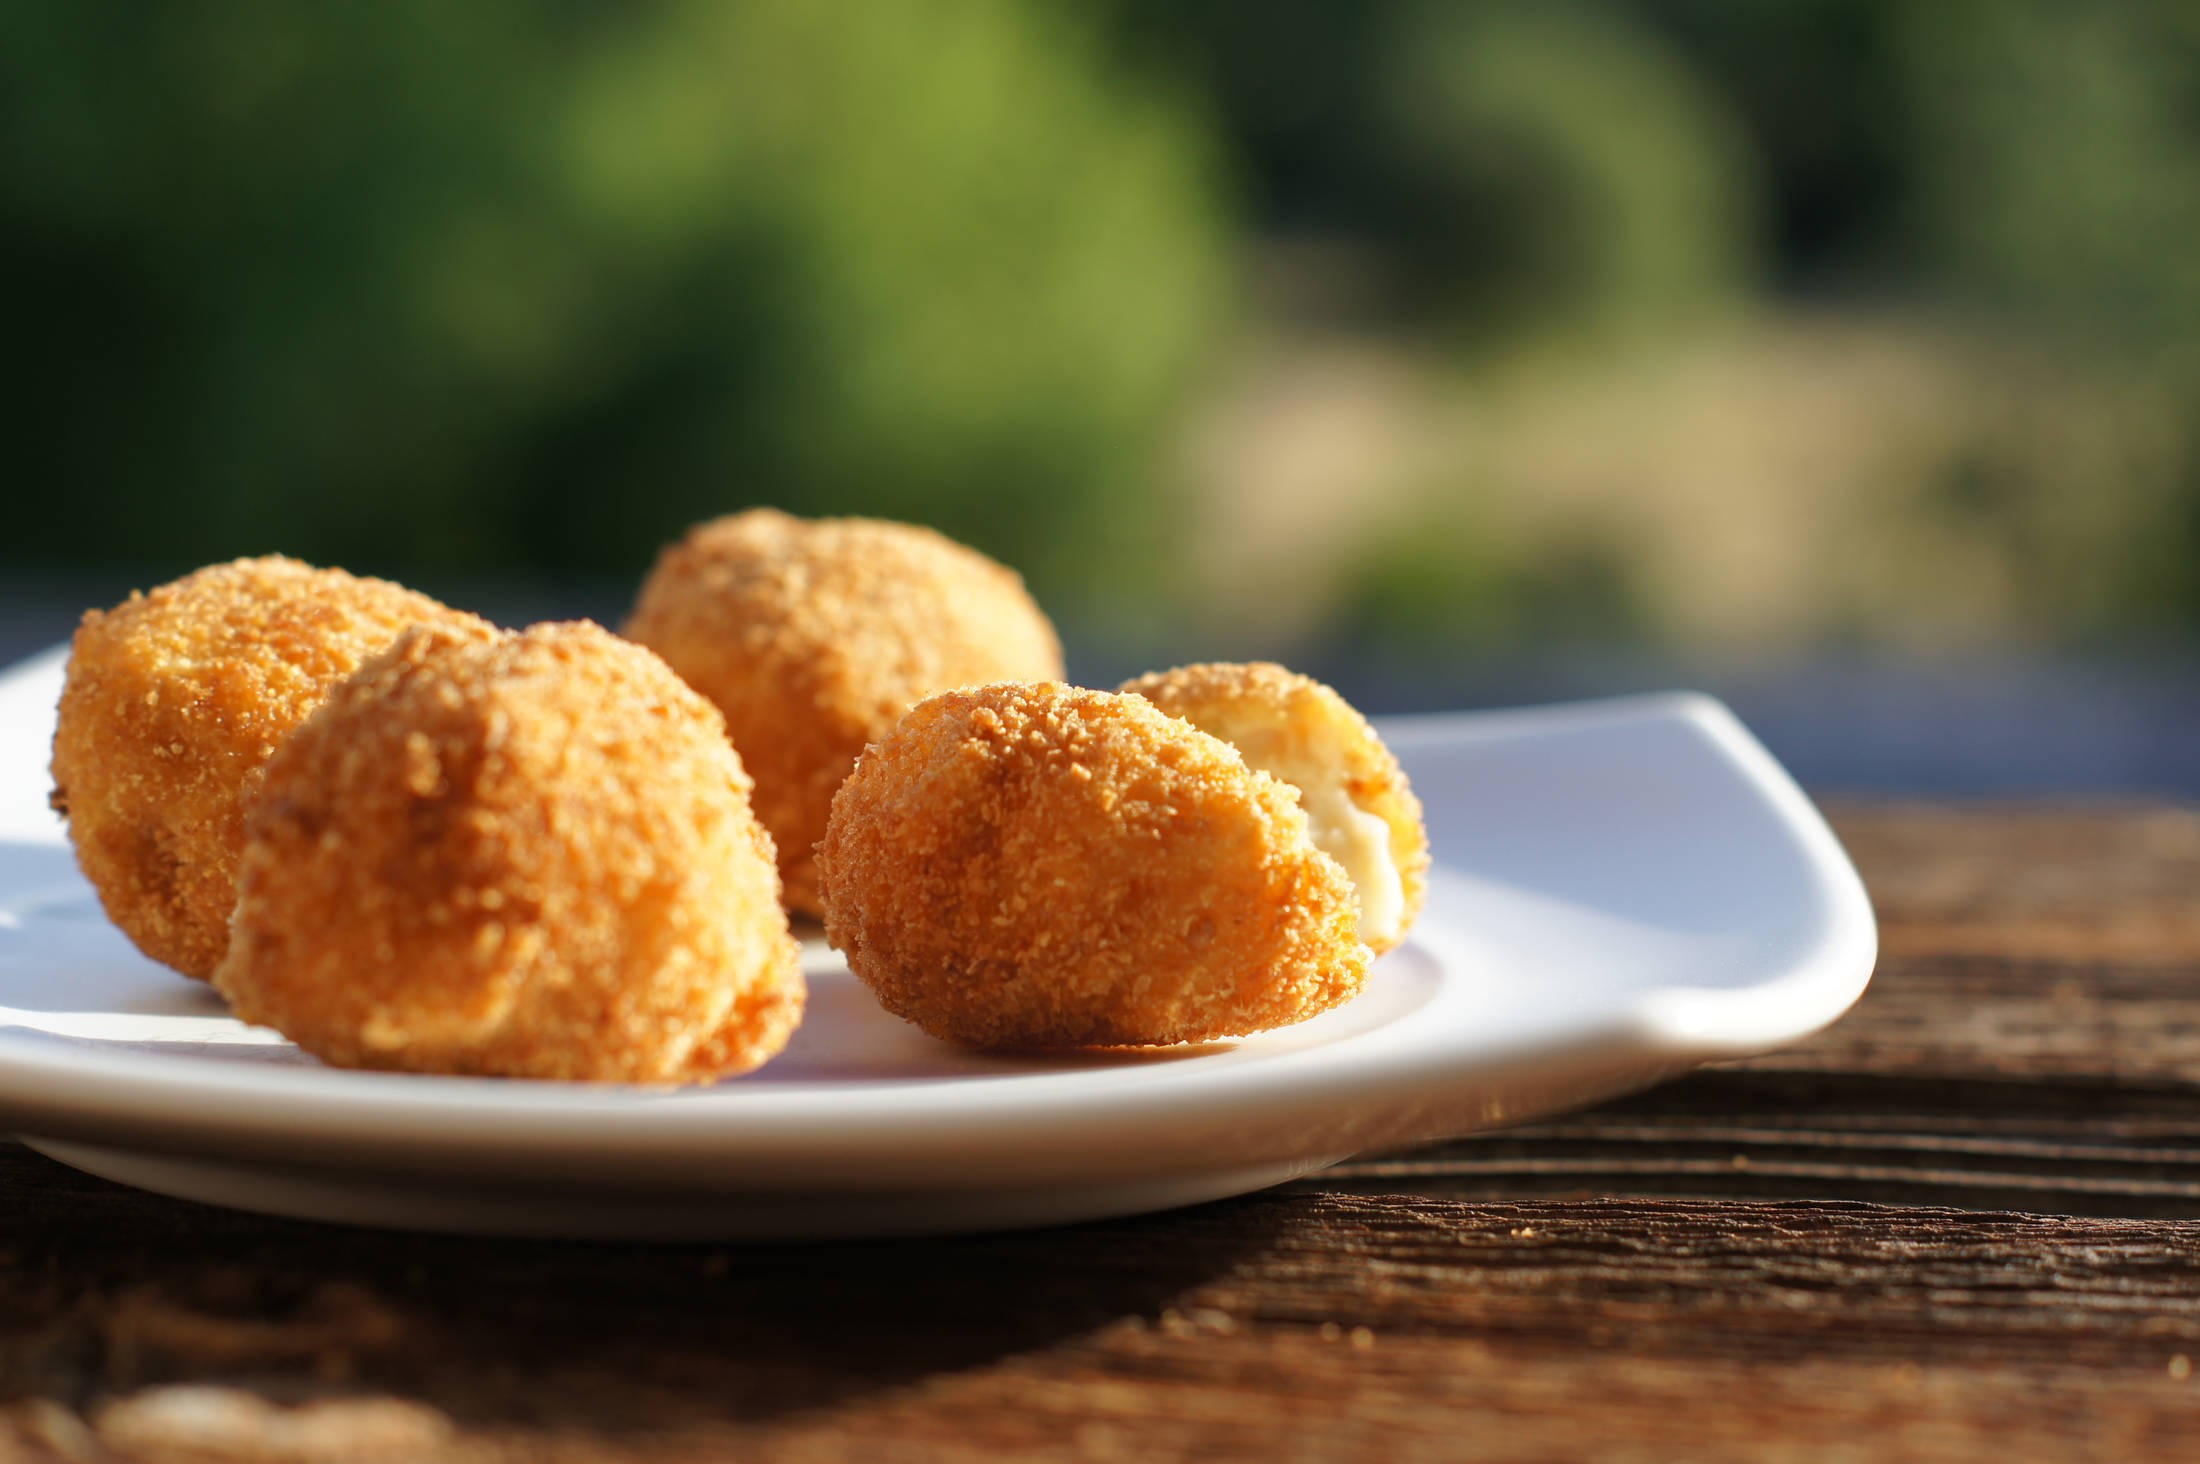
[3,802,2197,1462]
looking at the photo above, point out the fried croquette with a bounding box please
[213,621,805,1083]
[624,509,1064,916]
[1120,663,1429,954]
[49,557,488,979]
[817,682,1369,1049]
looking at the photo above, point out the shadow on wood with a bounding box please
[0,1143,1281,1435]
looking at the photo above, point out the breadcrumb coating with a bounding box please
[1120,662,1430,954]
[49,557,486,978]
[818,682,1369,1049]
[214,621,804,1083]
[624,510,1063,915]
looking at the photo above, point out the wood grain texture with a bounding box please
[3,802,2199,1462]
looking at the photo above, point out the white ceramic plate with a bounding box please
[0,645,1874,1239]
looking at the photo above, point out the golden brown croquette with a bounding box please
[213,621,804,1083]
[624,510,1063,915]
[49,557,488,978]
[1120,662,1429,954]
[817,682,1368,1049]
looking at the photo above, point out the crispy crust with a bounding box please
[817,682,1368,1048]
[48,557,486,978]
[623,510,1063,915]
[1119,662,1430,954]
[213,621,805,1083]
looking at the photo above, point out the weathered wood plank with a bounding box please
[1828,802,2200,963]
[1737,954,2200,1082]
[5,1184,2200,1461]
[1309,1066,2200,1217]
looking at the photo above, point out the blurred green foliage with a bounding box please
[1380,2,1762,341]
[8,1,2200,646]
[0,1,1226,597]
[1895,0,2200,348]
[1121,0,2200,645]
[1122,0,2200,351]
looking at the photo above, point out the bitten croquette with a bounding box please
[213,621,805,1083]
[49,557,488,978]
[817,682,1369,1049]
[1120,662,1429,954]
[624,510,1063,915]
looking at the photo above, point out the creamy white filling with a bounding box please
[1172,706,1405,948]
[1298,781,1405,947]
